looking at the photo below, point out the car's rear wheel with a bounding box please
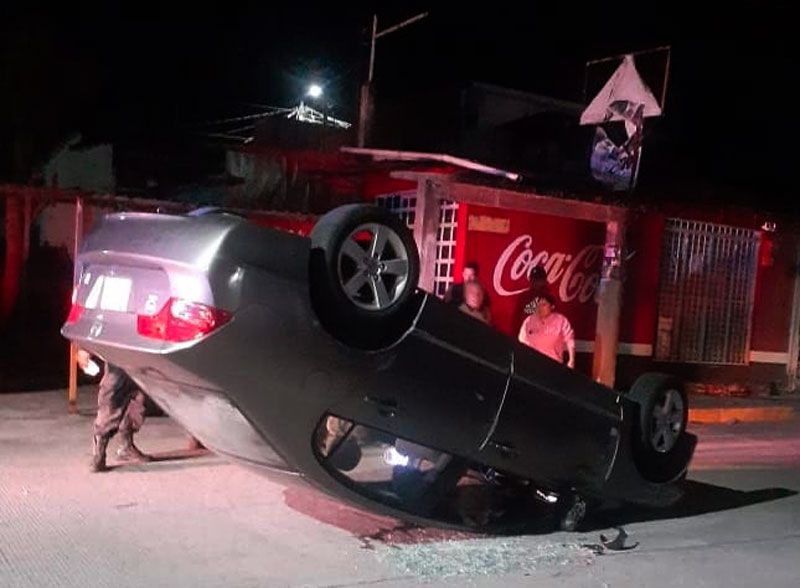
[309,204,421,349]
[627,373,689,483]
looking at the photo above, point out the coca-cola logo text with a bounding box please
[492,235,602,303]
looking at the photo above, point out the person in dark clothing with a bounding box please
[444,261,480,306]
[79,351,207,470]
[78,350,151,472]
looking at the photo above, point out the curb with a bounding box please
[688,405,797,424]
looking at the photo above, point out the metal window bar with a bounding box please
[655,219,759,364]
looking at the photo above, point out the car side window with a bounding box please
[313,415,526,528]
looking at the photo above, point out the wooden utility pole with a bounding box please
[357,12,428,148]
[592,217,627,387]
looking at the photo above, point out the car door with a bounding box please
[479,341,622,489]
[330,297,512,457]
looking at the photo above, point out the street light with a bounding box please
[357,11,429,147]
[307,84,323,99]
[306,83,331,127]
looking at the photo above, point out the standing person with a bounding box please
[444,261,480,307]
[518,293,576,368]
[523,265,552,315]
[77,350,151,472]
[513,265,553,333]
[458,281,491,325]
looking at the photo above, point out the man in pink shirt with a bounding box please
[518,293,576,368]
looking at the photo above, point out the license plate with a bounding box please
[84,275,132,312]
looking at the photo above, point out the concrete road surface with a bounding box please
[1,390,799,587]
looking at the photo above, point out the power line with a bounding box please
[192,107,292,128]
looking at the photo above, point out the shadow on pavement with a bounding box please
[148,448,214,462]
[284,479,797,543]
[584,480,797,531]
[283,485,486,547]
[109,449,222,473]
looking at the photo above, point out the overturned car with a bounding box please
[62,204,696,530]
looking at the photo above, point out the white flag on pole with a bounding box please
[580,55,661,126]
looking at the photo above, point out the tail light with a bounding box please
[65,287,84,324]
[66,303,85,324]
[137,298,231,342]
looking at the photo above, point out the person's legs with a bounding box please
[116,389,151,462]
[92,365,151,470]
[92,364,134,471]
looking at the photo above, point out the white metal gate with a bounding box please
[655,219,760,364]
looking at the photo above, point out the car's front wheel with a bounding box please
[627,373,690,483]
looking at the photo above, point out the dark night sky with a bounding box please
[0,2,793,194]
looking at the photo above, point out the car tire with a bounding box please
[309,204,421,349]
[627,373,689,483]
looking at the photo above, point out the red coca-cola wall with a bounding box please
[618,212,664,347]
[459,204,606,340]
